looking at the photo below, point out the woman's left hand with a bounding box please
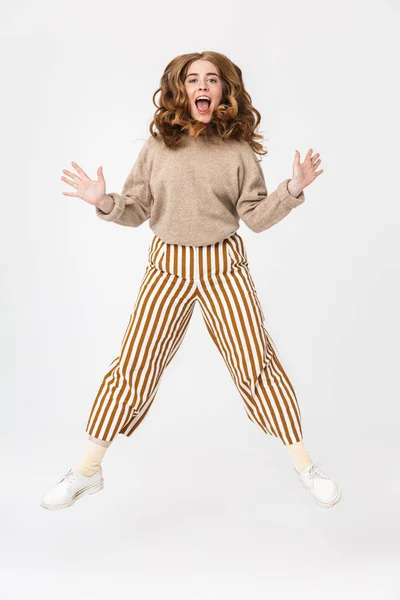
[288,149,323,197]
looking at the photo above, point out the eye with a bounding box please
[187,77,219,84]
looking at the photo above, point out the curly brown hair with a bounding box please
[148,51,268,156]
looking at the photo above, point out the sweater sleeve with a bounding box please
[236,144,305,233]
[95,138,153,227]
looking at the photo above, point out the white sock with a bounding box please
[286,439,313,473]
[74,438,111,477]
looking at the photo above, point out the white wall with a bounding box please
[1,0,399,597]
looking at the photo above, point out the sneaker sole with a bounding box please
[298,479,342,508]
[40,477,104,510]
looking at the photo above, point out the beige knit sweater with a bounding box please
[96,132,305,246]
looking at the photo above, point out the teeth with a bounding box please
[196,96,210,102]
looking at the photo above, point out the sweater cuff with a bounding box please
[277,178,305,209]
[95,194,124,222]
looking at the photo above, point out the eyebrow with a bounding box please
[186,72,220,78]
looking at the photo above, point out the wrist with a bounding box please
[287,179,303,198]
[97,194,113,213]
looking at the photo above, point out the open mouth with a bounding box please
[195,98,211,114]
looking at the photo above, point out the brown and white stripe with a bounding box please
[85,232,303,445]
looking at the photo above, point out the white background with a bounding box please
[1,0,399,597]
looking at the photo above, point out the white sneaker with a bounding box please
[40,467,104,510]
[295,463,342,508]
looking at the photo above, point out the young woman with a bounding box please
[41,51,341,511]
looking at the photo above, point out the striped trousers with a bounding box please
[85,232,303,445]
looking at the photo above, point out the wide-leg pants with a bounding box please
[85,232,303,445]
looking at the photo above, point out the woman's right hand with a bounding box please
[61,162,106,207]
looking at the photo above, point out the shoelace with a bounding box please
[307,464,327,479]
[57,469,79,484]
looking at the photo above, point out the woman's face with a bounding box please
[184,59,223,123]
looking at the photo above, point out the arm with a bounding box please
[96,139,153,228]
[236,146,305,233]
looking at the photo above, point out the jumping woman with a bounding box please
[41,51,341,510]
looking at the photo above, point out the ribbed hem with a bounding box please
[95,194,125,222]
[277,178,305,209]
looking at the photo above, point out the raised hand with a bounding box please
[61,162,106,207]
[288,149,324,197]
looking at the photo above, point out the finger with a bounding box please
[71,161,90,179]
[306,148,313,160]
[294,150,300,164]
[62,191,79,197]
[62,169,81,183]
[315,169,323,176]
[311,153,320,164]
[97,166,105,181]
[61,176,78,189]
[313,159,321,169]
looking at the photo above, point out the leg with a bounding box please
[87,435,111,448]
[286,439,313,472]
[197,232,303,446]
[75,438,110,476]
[85,235,197,442]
